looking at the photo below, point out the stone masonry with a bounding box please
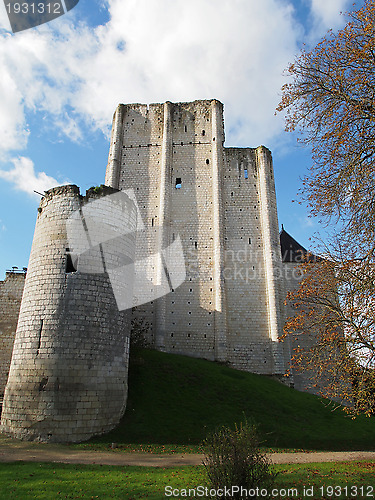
[1,99,316,443]
[1,185,136,442]
[105,99,287,375]
[0,272,25,395]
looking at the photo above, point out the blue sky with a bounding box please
[0,0,359,278]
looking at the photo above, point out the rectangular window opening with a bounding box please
[244,168,248,179]
[65,253,77,273]
[175,178,182,189]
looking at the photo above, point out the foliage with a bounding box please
[277,0,375,244]
[277,0,375,414]
[203,421,277,499]
[82,349,375,450]
[130,314,151,350]
[92,184,106,194]
[283,239,375,416]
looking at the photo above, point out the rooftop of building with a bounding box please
[280,226,317,263]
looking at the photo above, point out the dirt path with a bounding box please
[0,436,374,467]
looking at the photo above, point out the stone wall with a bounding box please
[0,100,330,444]
[1,185,136,442]
[223,147,286,374]
[105,99,286,375]
[280,226,322,393]
[0,272,25,395]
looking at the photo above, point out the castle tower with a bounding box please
[1,185,136,442]
[105,99,285,375]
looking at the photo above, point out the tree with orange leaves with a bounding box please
[278,1,375,415]
[277,0,375,245]
[284,238,375,416]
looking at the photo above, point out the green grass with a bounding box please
[275,461,375,499]
[0,462,201,499]
[0,462,374,499]
[76,349,375,451]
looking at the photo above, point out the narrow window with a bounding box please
[206,159,210,165]
[175,178,182,189]
[65,253,77,273]
[184,125,187,132]
[36,319,43,355]
[195,241,198,249]
[202,130,206,136]
[152,218,154,227]
[244,168,248,179]
[249,238,251,244]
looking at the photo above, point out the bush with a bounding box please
[130,316,151,350]
[203,421,277,499]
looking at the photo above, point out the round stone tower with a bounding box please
[1,185,136,442]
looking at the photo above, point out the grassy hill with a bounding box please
[91,349,375,451]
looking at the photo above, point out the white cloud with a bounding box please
[0,0,355,167]
[310,0,351,31]
[0,2,12,32]
[0,0,301,153]
[70,0,305,146]
[0,157,61,197]
[0,67,29,156]
[299,215,315,228]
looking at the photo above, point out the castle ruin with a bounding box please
[0,99,310,442]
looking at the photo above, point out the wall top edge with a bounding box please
[39,184,121,208]
[116,99,223,109]
[1,271,27,284]
[225,145,272,155]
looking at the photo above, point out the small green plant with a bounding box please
[93,184,105,193]
[203,420,277,499]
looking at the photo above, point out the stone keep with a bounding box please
[105,99,287,375]
[1,185,136,442]
[1,99,306,443]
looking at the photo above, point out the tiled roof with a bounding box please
[280,226,316,263]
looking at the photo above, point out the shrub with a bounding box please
[203,421,277,499]
[130,316,151,350]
